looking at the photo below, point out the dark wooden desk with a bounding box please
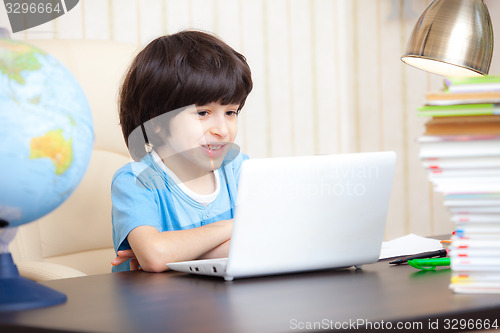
[1,260,500,332]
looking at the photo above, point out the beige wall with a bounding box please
[2,0,499,239]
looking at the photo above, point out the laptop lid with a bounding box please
[225,151,396,280]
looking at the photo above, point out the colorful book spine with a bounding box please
[417,103,500,117]
[445,76,500,93]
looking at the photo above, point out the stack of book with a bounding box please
[417,76,500,294]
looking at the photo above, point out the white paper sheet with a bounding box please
[379,233,444,260]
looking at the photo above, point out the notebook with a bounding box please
[167,151,396,281]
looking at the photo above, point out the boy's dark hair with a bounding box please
[119,30,253,160]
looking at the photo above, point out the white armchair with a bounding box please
[8,39,138,281]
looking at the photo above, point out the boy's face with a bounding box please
[157,102,239,175]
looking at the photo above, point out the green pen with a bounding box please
[407,258,451,271]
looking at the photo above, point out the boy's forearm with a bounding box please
[127,219,232,272]
[198,239,231,259]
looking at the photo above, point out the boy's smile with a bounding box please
[201,143,228,159]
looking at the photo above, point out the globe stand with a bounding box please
[0,227,67,311]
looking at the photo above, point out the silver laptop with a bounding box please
[167,151,396,281]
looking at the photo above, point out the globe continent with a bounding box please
[0,39,94,228]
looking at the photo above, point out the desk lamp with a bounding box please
[401,0,493,77]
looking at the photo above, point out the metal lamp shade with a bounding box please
[401,0,494,77]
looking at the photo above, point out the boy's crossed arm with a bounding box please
[112,219,233,272]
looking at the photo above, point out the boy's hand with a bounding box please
[112,249,141,270]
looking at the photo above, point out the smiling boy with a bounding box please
[111,31,252,272]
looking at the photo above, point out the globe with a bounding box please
[0,39,94,228]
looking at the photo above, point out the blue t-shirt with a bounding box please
[111,150,249,272]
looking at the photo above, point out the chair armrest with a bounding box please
[16,261,87,281]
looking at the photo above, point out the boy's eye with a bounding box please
[226,110,239,116]
[197,110,209,117]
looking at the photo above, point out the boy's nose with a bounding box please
[208,117,229,137]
